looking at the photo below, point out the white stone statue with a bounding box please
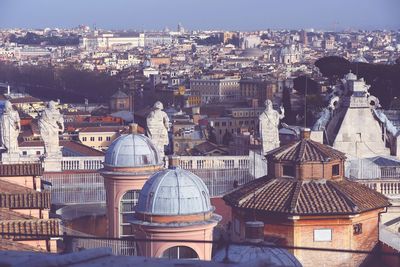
[146,101,170,157]
[38,100,64,157]
[259,99,284,155]
[0,101,20,154]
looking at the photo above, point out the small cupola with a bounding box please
[266,128,346,180]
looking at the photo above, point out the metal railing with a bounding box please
[43,172,106,204]
[189,168,253,197]
[48,155,255,204]
[61,226,136,255]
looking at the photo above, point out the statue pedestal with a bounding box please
[43,153,62,172]
[1,152,21,164]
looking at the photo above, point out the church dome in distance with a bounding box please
[104,134,162,168]
[240,48,264,58]
[136,168,212,216]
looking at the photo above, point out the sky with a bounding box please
[0,0,399,31]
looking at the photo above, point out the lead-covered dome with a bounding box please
[104,134,162,168]
[136,168,212,216]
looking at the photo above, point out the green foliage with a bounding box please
[282,87,294,124]
[195,35,221,46]
[0,62,121,103]
[293,75,319,95]
[315,56,400,108]
[9,32,80,46]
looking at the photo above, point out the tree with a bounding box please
[315,56,351,80]
[281,87,294,124]
[293,76,319,95]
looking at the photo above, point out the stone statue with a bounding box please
[259,99,284,155]
[38,101,64,156]
[0,101,20,154]
[312,108,331,131]
[146,101,170,157]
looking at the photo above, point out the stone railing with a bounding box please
[61,157,104,171]
[178,155,250,170]
[359,180,400,199]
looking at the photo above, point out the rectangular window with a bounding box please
[98,137,103,141]
[36,151,41,155]
[332,164,340,176]
[353,223,362,235]
[106,136,111,141]
[90,137,95,141]
[283,165,295,177]
[22,151,27,156]
[314,229,332,242]
[82,137,87,141]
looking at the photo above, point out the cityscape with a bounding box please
[0,1,399,266]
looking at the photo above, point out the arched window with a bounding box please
[119,190,140,237]
[161,246,199,260]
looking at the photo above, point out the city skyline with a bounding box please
[0,0,399,31]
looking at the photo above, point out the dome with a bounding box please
[240,48,264,58]
[136,168,212,216]
[104,134,162,168]
[213,243,301,266]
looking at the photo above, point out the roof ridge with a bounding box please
[289,180,303,213]
[326,180,359,212]
[298,140,306,162]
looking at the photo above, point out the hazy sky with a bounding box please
[0,0,399,31]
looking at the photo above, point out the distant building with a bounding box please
[190,77,241,104]
[239,78,276,103]
[110,89,132,113]
[279,44,303,64]
[323,36,335,50]
[77,126,125,151]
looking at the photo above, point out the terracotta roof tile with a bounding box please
[224,177,390,216]
[0,163,43,177]
[267,139,346,162]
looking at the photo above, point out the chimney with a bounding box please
[168,155,181,168]
[129,123,138,134]
[300,128,311,139]
[245,221,264,243]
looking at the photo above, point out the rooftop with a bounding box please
[224,176,390,216]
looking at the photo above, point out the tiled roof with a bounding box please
[266,138,346,162]
[0,180,51,209]
[79,126,125,133]
[61,141,105,156]
[0,238,44,251]
[223,176,390,216]
[0,163,43,177]
[0,217,60,239]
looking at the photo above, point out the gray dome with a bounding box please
[136,168,212,216]
[104,134,161,167]
[213,244,302,267]
[240,48,264,58]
